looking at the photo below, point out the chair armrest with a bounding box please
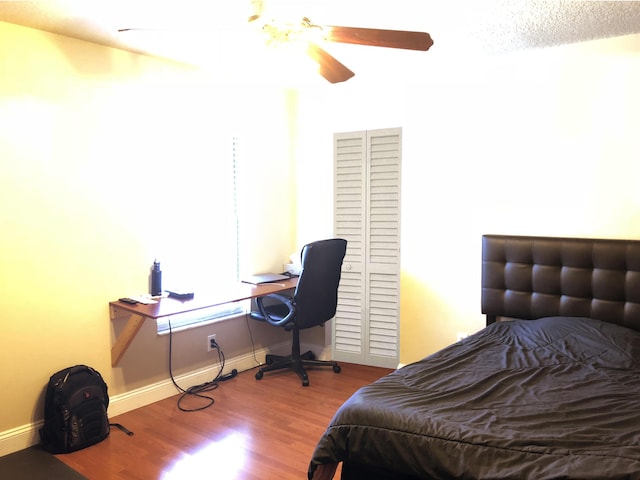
[256,293,296,327]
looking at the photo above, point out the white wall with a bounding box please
[294,33,640,364]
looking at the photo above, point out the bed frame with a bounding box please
[310,234,640,480]
[482,234,640,331]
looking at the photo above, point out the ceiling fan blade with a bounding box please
[325,26,433,51]
[307,43,355,84]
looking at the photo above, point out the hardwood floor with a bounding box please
[57,363,392,480]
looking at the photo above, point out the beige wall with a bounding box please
[293,34,640,365]
[0,21,308,443]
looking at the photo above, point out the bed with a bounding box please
[308,234,640,480]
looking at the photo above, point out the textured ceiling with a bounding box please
[1,0,640,70]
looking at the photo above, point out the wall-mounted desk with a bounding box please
[109,277,298,367]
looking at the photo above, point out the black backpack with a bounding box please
[40,365,110,454]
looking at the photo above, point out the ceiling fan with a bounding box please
[248,1,434,83]
[119,1,434,84]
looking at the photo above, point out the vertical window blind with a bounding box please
[157,136,245,334]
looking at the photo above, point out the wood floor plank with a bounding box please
[56,363,392,479]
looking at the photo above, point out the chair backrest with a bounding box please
[293,238,347,329]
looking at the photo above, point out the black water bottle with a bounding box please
[151,260,162,296]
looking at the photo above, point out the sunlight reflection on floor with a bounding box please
[161,431,249,479]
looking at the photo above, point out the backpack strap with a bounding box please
[110,423,134,436]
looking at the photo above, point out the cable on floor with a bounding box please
[245,312,265,367]
[167,318,225,412]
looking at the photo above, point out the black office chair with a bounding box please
[250,238,347,386]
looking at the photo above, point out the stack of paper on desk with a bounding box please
[241,273,290,285]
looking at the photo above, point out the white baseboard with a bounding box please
[0,424,40,458]
[0,342,290,457]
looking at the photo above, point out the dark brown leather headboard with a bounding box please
[482,235,640,332]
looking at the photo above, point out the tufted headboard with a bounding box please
[482,235,640,332]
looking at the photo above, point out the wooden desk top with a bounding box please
[110,277,298,320]
[109,277,298,367]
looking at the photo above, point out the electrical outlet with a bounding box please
[207,334,217,352]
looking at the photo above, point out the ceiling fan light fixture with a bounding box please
[258,16,324,47]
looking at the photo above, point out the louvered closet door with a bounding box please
[333,128,401,368]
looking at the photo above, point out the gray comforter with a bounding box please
[308,317,640,479]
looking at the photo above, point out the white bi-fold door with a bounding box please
[333,127,401,368]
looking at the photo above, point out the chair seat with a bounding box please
[250,303,290,320]
[250,304,293,329]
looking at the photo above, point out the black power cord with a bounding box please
[167,318,237,412]
[245,312,265,367]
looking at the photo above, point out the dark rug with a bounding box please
[0,446,87,480]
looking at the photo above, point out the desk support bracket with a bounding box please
[111,312,146,367]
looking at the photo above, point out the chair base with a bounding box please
[255,350,341,386]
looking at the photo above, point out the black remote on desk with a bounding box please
[119,297,139,305]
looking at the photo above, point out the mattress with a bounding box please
[308,317,640,479]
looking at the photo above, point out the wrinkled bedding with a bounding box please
[308,317,640,479]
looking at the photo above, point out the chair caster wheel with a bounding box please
[302,379,310,387]
[333,365,341,373]
[255,370,263,380]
